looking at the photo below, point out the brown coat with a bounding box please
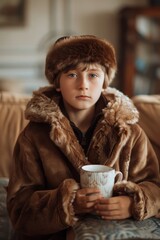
[7,86,160,240]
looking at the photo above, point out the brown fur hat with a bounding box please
[45,35,117,87]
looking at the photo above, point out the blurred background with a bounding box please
[0,0,160,97]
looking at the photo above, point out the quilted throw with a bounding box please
[74,214,160,240]
[0,178,12,240]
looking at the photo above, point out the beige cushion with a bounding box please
[0,92,30,178]
[133,95,160,161]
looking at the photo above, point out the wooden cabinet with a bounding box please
[118,7,160,97]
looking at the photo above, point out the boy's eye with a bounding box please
[89,73,98,78]
[67,73,77,78]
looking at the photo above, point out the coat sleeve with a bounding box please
[7,130,79,236]
[114,126,160,220]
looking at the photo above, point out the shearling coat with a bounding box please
[7,86,160,240]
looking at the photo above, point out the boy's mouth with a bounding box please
[76,95,91,99]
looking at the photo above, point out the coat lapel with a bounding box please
[25,86,139,172]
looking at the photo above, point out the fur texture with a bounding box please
[45,35,117,86]
[7,86,160,240]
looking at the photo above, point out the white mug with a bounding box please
[80,164,123,198]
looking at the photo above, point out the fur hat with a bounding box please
[45,35,117,87]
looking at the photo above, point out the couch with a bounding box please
[0,91,160,240]
[0,91,30,240]
[133,95,160,162]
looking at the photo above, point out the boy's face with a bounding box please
[57,63,105,113]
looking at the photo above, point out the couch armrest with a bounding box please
[0,91,30,178]
[133,95,160,161]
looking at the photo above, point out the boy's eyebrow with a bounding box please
[87,68,103,72]
[66,67,104,72]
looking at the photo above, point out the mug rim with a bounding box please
[81,164,113,173]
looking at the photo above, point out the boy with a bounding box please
[7,35,160,240]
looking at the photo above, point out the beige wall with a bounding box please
[0,0,148,93]
[70,0,147,52]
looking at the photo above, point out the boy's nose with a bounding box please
[78,76,89,90]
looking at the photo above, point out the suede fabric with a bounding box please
[7,87,160,240]
[0,92,29,178]
[133,95,160,161]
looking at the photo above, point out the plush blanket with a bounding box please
[0,178,12,240]
[74,214,160,240]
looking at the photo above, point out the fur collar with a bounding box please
[25,86,139,128]
[25,86,139,171]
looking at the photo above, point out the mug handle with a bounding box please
[115,171,123,182]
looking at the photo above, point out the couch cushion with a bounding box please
[0,91,30,178]
[133,95,160,161]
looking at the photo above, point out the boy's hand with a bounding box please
[94,196,133,220]
[73,188,102,214]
